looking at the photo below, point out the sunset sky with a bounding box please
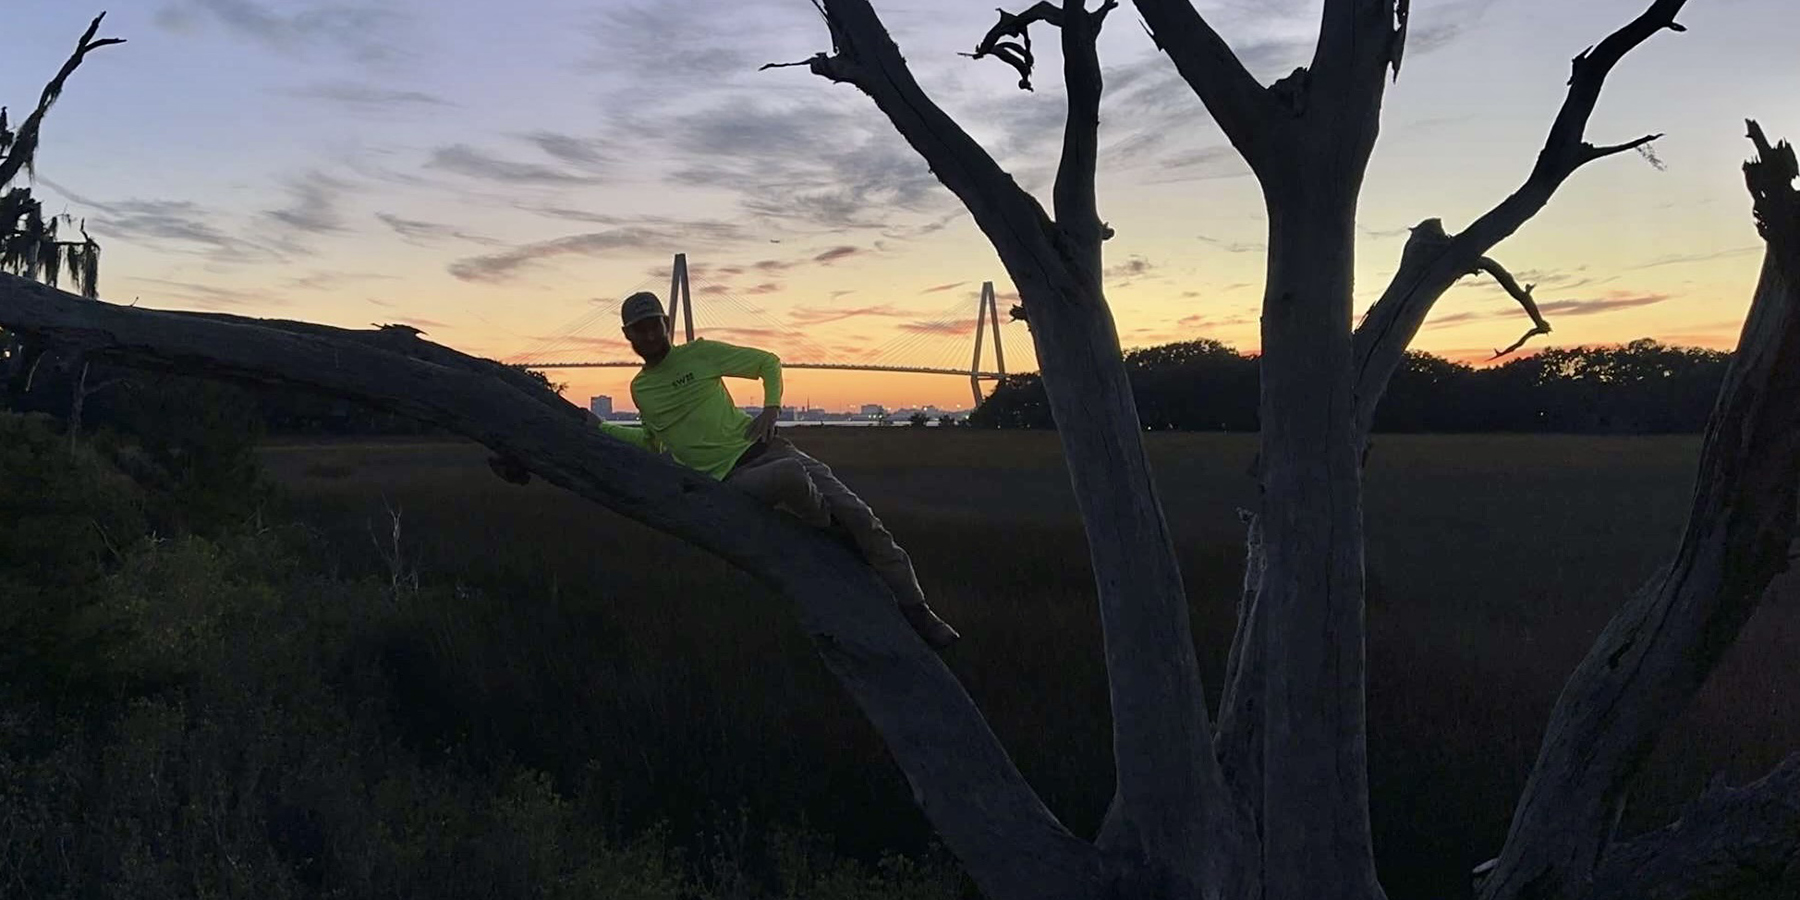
[4,0,1795,411]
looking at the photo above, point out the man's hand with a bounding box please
[745,405,779,443]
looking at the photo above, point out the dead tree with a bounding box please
[3,6,1798,900]
[757,0,1797,898]
[1,13,118,409]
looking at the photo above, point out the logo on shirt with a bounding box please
[671,372,696,387]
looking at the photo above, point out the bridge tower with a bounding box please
[665,252,696,343]
[969,281,1006,407]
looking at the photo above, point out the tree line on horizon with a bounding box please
[969,337,1732,434]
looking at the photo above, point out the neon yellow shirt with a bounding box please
[597,339,782,479]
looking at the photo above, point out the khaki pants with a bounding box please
[724,436,926,607]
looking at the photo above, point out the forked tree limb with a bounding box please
[0,271,1108,900]
[1473,257,1554,359]
[0,13,125,189]
[1476,121,1800,900]
[968,1,1118,92]
[965,2,1062,90]
[1350,0,1690,442]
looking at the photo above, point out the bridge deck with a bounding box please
[523,361,1007,378]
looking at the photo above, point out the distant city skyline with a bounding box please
[4,1,1797,410]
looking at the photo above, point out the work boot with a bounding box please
[900,603,961,651]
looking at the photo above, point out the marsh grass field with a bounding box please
[259,428,1800,898]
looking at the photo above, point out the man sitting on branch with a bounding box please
[592,291,961,651]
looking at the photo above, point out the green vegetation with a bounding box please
[0,413,963,899]
[6,419,1795,899]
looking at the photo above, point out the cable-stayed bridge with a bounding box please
[505,254,1015,405]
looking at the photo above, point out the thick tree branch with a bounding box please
[1129,0,1283,163]
[1350,0,1689,442]
[1053,1,1113,267]
[1584,132,1663,164]
[0,13,124,189]
[1588,754,1800,900]
[0,272,1108,900]
[1474,257,1554,359]
[1477,122,1800,900]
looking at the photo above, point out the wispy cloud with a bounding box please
[1536,293,1672,316]
[524,132,612,166]
[1426,291,1673,329]
[583,0,764,89]
[156,0,408,63]
[1196,234,1267,254]
[1178,312,1256,330]
[449,227,703,282]
[430,144,605,185]
[265,170,349,236]
[922,281,968,294]
[288,82,448,108]
[1400,0,1501,58]
[375,212,495,245]
[813,245,862,264]
[283,270,399,292]
[127,275,287,310]
[1105,255,1156,285]
[41,177,277,264]
[1625,246,1762,270]
[632,100,946,231]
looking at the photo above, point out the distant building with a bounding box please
[860,404,886,417]
[590,395,613,417]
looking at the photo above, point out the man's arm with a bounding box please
[700,339,783,407]
[699,340,783,441]
[590,411,662,452]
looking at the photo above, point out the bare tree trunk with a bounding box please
[1255,178,1382,900]
[1478,124,1800,900]
[1026,275,1246,895]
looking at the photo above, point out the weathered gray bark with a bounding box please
[1134,2,1400,895]
[1477,123,1800,900]
[1591,754,1800,900]
[0,270,1106,900]
[781,2,1250,894]
[1131,1,1704,896]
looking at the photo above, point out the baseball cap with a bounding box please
[621,291,665,327]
